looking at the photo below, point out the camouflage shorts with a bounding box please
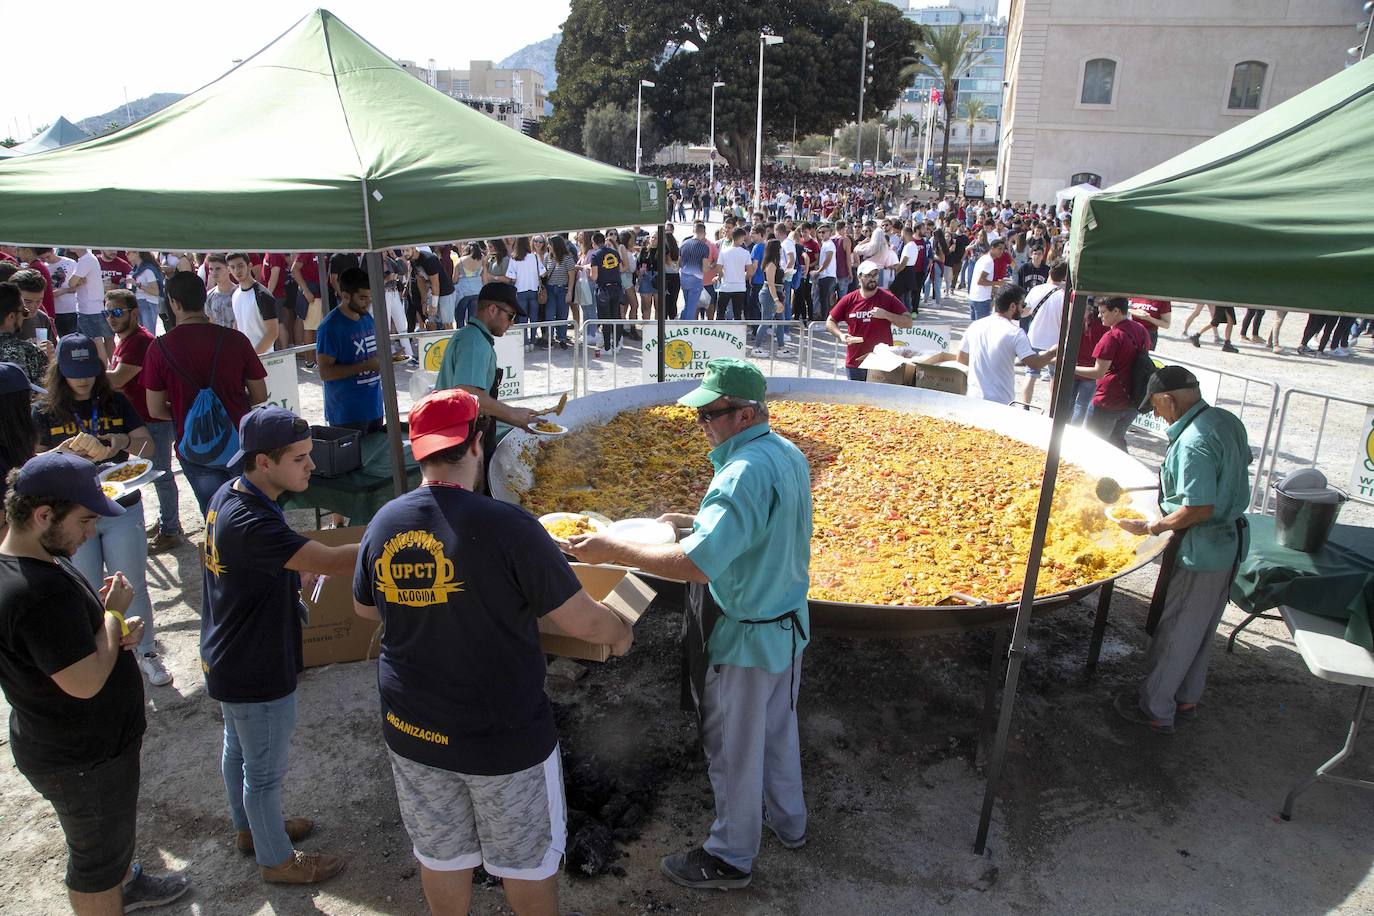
[388,746,566,880]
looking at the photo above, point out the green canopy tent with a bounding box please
[975,56,1374,853]
[0,116,90,159]
[0,8,667,492]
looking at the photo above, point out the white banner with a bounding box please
[1350,406,1374,503]
[642,324,747,382]
[261,352,300,415]
[418,330,524,399]
[891,323,952,355]
[1130,363,1222,439]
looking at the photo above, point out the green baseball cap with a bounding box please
[677,358,767,409]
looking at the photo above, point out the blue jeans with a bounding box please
[591,286,618,349]
[146,421,182,535]
[72,499,154,653]
[924,264,943,303]
[1086,403,1137,451]
[836,277,852,298]
[182,460,239,519]
[544,285,569,342]
[846,366,868,381]
[774,286,794,347]
[959,258,976,289]
[515,290,539,344]
[1071,379,1096,424]
[221,692,298,867]
[969,299,992,321]
[454,294,478,328]
[137,299,159,335]
[680,275,705,320]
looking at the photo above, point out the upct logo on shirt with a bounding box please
[203,509,226,577]
[600,252,621,271]
[374,530,463,607]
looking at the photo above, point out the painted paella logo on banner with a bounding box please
[642,324,748,382]
[418,332,524,399]
[1350,406,1374,501]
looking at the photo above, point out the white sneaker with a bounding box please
[750,347,769,357]
[139,652,173,687]
[1332,347,1350,357]
[778,347,796,357]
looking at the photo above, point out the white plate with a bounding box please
[530,422,569,437]
[1105,505,1153,525]
[538,512,608,538]
[607,518,677,546]
[99,458,155,490]
[98,480,127,501]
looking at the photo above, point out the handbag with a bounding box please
[537,283,548,306]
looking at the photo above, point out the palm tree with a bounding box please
[960,98,988,170]
[902,24,990,194]
[899,113,916,152]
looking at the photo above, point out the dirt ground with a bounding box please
[2,537,1372,914]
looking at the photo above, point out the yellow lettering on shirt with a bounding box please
[374,530,463,608]
[203,509,226,577]
[386,711,451,746]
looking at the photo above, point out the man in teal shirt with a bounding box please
[568,359,812,890]
[434,282,543,442]
[1113,366,1251,734]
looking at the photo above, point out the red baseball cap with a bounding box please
[409,389,481,461]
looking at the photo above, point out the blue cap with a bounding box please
[0,361,43,396]
[13,452,124,517]
[226,406,311,467]
[56,334,103,379]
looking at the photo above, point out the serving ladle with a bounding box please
[1095,477,1157,504]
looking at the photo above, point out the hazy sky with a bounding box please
[0,0,572,139]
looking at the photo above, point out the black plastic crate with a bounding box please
[310,425,362,477]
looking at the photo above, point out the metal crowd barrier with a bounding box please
[577,319,807,395]
[1257,388,1374,515]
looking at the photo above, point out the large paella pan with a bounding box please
[492,379,1167,635]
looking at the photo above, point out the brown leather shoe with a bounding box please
[260,850,344,885]
[235,817,316,854]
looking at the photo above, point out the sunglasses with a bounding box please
[104,308,130,318]
[696,404,745,423]
[496,305,519,320]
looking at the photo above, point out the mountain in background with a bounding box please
[75,92,185,136]
[496,33,561,92]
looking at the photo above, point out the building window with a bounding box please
[1070,172,1102,188]
[1228,61,1267,110]
[494,80,507,89]
[1080,58,1116,105]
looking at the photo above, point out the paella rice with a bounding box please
[520,401,1143,606]
[542,515,597,539]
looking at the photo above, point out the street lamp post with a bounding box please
[635,79,655,173]
[856,18,873,168]
[754,33,784,214]
[709,80,725,188]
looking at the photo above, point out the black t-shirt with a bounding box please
[354,484,581,776]
[201,481,310,703]
[329,252,361,280]
[409,251,454,297]
[1017,260,1050,289]
[589,246,623,290]
[33,394,145,507]
[0,555,146,775]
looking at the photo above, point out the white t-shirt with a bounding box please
[505,253,542,293]
[46,256,78,314]
[817,239,837,278]
[959,314,1034,404]
[71,252,105,315]
[717,246,752,293]
[900,240,921,269]
[970,253,997,300]
[1025,283,1065,350]
[781,237,797,273]
[232,285,274,352]
[938,199,950,213]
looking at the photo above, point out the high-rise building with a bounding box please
[396,59,547,135]
[999,0,1358,202]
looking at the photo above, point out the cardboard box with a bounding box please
[864,354,968,395]
[538,564,657,662]
[300,530,654,667]
[301,526,381,668]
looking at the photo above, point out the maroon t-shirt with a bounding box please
[260,253,289,298]
[97,254,132,290]
[828,288,908,368]
[1091,318,1151,410]
[110,326,157,424]
[25,259,54,318]
[140,324,267,459]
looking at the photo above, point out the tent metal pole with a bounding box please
[973,290,1087,855]
[364,251,408,497]
[658,221,667,383]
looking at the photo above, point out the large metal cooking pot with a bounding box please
[492,378,1167,636]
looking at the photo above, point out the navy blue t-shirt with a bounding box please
[201,480,310,703]
[589,246,622,290]
[354,484,581,775]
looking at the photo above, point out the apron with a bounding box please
[1144,405,1248,634]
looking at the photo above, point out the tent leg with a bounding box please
[658,221,668,383]
[972,292,1087,856]
[364,251,408,497]
[975,625,1011,770]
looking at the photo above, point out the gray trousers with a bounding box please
[1140,565,1233,723]
[701,662,806,872]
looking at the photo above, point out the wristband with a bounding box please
[106,609,130,637]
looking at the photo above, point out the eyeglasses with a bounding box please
[696,404,746,424]
[104,308,129,318]
[495,305,518,320]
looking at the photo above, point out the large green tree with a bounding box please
[581,103,660,170]
[547,0,920,172]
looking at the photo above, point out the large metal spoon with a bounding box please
[1095,477,1157,504]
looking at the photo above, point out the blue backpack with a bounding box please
[154,329,240,467]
